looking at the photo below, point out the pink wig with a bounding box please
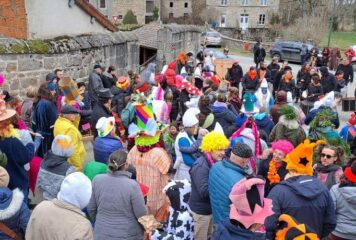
[272,140,294,155]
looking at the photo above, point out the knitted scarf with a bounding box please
[315,162,340,189]
[229,118,262,158]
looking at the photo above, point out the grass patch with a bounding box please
[320,31,356,51]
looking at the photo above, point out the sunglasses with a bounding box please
[321,153,335,159]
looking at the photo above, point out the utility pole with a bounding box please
[327,0,336,48]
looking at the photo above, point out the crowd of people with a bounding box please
[0,46,355,240]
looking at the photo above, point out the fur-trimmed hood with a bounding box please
[278,115,299,129]
[0,188,24,220]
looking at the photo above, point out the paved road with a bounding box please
[229,54,356,130]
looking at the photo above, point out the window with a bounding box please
[221,0,228,6]
[99,0,106,8]
[170,2,173,7]
[241,0,249,6]
[220,15,226,27]
[184,2,188,8]
[258,14,266,24]
[169,12,174,18]
[260,0,267,5]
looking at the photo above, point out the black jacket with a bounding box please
[110,85,132,115]
[319,67,336,94]
[254,48,266,64]
[226,64,243,85]
[307,83,324,102]
[242,74,259,92]
[267,63,280,83]
[278,79,295,96]
[296,70,311,90]
[337,63,354,84]
[257,68,272,83]
[91,102,113,138]
[265,176,336,239]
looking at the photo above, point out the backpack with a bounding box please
[121,101,136,128]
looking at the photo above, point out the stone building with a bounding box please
[0,0,117,39]
[160,0,192,20]
[207,0,279,30]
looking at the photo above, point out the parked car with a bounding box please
[203,48,238,60]
[269,41,322,65]
[201,32,222,47]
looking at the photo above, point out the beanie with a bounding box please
[182,108,200,127]
[232,142,253,158]
[57,172,92,210]
[0,166,9,188]
[51,135,74,158]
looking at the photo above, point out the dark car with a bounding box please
[270,41,322,65]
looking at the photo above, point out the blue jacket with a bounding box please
[212,106,237,137]
[265,175,336,239]
[209,160,248,223]
[0,188,31,239]
[0,138,30,191]
[213,219,266,240]
[254,112,274,136]
[94,135,124,164]
[188,154,212,215]
[339,125,356,144]
[304,106,340,128]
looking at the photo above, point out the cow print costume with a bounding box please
[151,180,194,240]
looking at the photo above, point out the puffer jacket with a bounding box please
[53,117,86,170]
[37,151,76,200]
[209,160,248,224]
[0,188,31,239]
[265,175,336,239]
[211,104,237,138]
[165,61,177,87]
[213,219,266,240]
[330,184,356,240]
[93,135,124,164]
[319,67,336,93]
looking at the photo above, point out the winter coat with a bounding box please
[319,67,337,94]
[144,63,156,84]
[88,171,147,240]
[54,116,86,170]
[101,72,116,89]
[0,138,30,193]
[339,125,356,145]
[88,71,104,103]
[226,64,243,86]
[268,63,281,83]
[269,116,306,147]
[174,131,196,181]
[330,184,356,239]
[307,83,324,102]
[254,112,274,136]
[189,154,212,215]
[36,151,76,200]
[0,188,31,239]
[265,176,336,239]
[127,146,171,216]
[90,101,113,139]
[93,135,124,164]
[20,97,34,128]
[211,104,237,137]
[32,98,58,157]
[278,79,295,96]
[296,71,311,90]
[304,106,340,128]
[254,47,266,64]
[165,61,177,87]
[257,68,272,83]
[212,219,266,240]
[26,199,93,240]
[337,63,354,84]
[241,74,259,92]
[179,137,203,161]
[209,160,248,223]
[258,158,288,196]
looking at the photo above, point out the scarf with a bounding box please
[248,70,257,80]
[229,118,262,158]
[315,162,340,189]
[205,153,215,167]
[267,159,281,184]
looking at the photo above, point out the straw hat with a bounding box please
[0,99,16,122]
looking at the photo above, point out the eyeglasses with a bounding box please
[321,153,335,159]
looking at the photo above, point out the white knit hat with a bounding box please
[57,172,92,210]
[96,116,115,137]
[182,108,200,127]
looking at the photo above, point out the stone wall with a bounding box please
[161,0,192,19]
[0,32,139,97]
[156,24,201,70]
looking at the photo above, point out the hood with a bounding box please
[163,180,191,212]
[168,61,177,70]
[319,66,329,77]
[254,112,267,121]
[338,186,356,204]
[276,91,287,103]
[212,105,228,116]
[278,115,299,129]
[255,115,271,128]
[220,220,265,239]
[146,63,156,73]
[0,188,24,220]
[281,176,324,199]
[57,172,92,210]
[43,151,68,169]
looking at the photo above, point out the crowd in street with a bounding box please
[0,44,355,240]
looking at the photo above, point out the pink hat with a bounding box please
[229,177,274,229]
[271,140,294,155]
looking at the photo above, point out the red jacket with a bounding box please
[165,61,177,87]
